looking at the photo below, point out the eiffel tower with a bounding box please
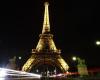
[22,2,69,73]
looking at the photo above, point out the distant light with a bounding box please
[18,57,22,60]
[96,41,100,45]
[47,70,49,73]
[72,56,77,61]
[54,69,56,73]
[36,69,39,72]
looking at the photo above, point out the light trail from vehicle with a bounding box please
[0,68,41,79]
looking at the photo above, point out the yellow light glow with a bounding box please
[58,59,69,70]
[42,1,50,33]
[22,58,35,71]
[72,56,77,61]
[96,41,100,45]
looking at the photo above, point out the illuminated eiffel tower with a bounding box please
[22,2,69,73]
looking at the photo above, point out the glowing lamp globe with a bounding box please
[96,41,100,45]
[72,56,77,61]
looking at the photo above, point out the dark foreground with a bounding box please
[1,76,100,80]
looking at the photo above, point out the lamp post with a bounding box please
[72,56,88,77]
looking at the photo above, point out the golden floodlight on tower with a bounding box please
[22,2,69,73]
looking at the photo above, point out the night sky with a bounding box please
[0,0,99,69]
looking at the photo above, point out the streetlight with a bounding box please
[18,57,22,60]
[96,41,100,45]
[72,56,77,61]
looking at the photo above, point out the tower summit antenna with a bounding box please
[42,2,50,34]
